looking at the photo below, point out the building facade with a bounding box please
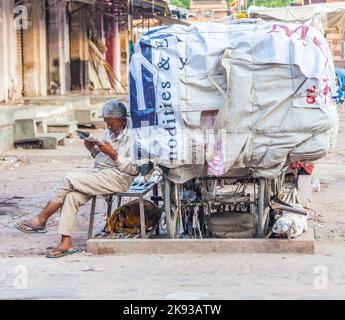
[0,0,130,104]
[295,0,342,4]
[0,0,18,103]
[189,0,229,22]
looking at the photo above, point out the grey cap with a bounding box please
[101,99,128,119]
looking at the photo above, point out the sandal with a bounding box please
[46,248,81,259]
[14,221,47,234]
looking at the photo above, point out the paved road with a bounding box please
[1,114,345,299]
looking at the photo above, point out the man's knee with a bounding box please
[64,191,90,207]
[64,172,78,183]
[62,172,84,190]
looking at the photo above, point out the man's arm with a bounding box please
[98,141,138,176]
[114,152,139,176]
[98,141,117,160]
[84,129,109,158]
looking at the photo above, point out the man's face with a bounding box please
[104,117,126,134]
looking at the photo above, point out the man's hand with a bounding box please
[84,140,100,158]
[98,141,118,160]
[84,140,97,151]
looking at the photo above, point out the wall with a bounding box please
[22,0,48,97]
[327,30,345,69]
[189,0,228,22]
[47,0,70,95]
[105,17,122,91]
[0,0,18,104]
[70,3,89,91]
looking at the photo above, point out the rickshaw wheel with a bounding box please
[163,178,180,239]
[257,178,272,238]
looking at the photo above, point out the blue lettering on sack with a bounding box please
[129,72,139,126]
[144,26,170,37]
[139,39,152,63]
[158,57,170,71]
[155,38,169,49]
[134,141,142,161]
[130,70,157,129]
[148,33,174,41]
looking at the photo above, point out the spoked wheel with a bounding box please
[163,178,181,239]
[256,178,272,238]
[257,178,265,238]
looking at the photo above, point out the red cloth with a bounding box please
[289,161,314,175]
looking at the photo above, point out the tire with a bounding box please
[257,178,265,238]
[164,178,179,239]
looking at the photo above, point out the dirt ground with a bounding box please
[1,113,345,300]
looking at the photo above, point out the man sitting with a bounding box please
[15,99,138,258]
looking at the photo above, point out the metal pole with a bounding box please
[164,178,174,238]
[128,0,133,56]
[139,195,146,238]
[88,196,97,239]
[257,178,265,238]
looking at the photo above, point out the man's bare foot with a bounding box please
[46,247,80,258]
[16,216,47,232]
[46,246,74,257]
[46,235,75,258]
[16,201,61,234]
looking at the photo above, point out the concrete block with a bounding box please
[75,109,105,128]
[37,133,65,148]
[14,133,65,149]
[13,118,48,141]
[35,118,48,134]
[87,228,315,255]
[88,120,106,129]
[0,124,14,152]
[47,121,78,137]
[75,110,98,123]
[13,119,37,141]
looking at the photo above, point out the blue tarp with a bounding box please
[336,68,345,103]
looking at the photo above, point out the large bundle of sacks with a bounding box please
[129,20,339,183]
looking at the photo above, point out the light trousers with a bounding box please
[52,169,133,236]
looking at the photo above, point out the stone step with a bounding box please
[87,228,315,255]
[14,133,66,149]
[23,95,91,108]
[47,121,78,138]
